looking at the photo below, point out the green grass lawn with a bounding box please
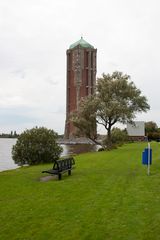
[1,142,160,240]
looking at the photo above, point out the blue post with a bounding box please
[142,143,152,175]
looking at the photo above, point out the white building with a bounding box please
[127,121,145,141]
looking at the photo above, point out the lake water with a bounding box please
[0,138,98,172]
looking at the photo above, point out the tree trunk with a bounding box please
[107,126,112,149]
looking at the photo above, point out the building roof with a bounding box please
[69,37,94,49]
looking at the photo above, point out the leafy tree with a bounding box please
[72,71,150,148]
[12,127,62,165]
[145,121,160,141]
[145,121,158,134]
[147,132,160,141]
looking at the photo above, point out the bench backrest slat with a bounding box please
[53,157,75,171]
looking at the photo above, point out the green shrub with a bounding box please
[103,128,128,149]
[147,132,160,141]
[111,128,128,144]
[12,127,63,165]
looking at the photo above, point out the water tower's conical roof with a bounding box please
[69,37,94,49]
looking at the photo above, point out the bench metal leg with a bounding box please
[68,170,71,176]
[58,173,62,180]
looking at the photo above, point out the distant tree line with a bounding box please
[0,131,19,138]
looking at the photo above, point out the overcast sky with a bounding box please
[0,0,160,134]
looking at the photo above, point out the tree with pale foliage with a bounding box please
[72,95,98,141]
[72,71,150,148]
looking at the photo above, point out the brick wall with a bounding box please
[64,46,97,138]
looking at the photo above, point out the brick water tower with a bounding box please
[64,37,97,139]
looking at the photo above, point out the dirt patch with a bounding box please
[40,175,56,182]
